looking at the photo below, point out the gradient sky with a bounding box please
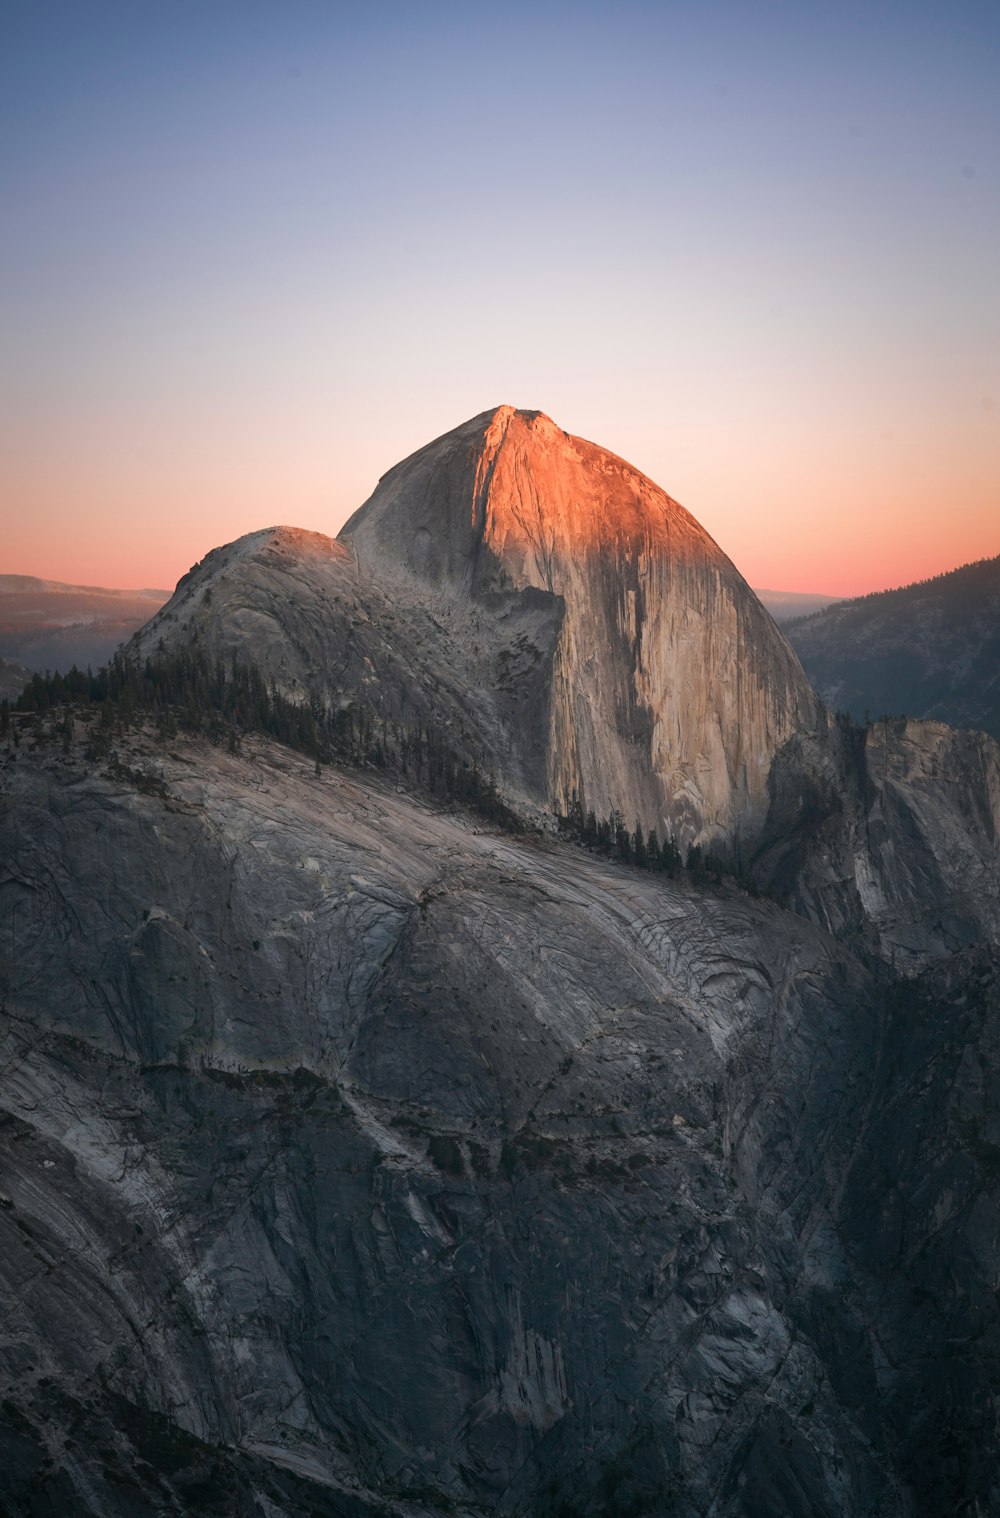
[2,1,997,595]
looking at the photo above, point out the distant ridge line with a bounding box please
[784,552,1000,630]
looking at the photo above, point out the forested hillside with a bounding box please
[785,554,1000,738]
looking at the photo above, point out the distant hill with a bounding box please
[784,554,1000,739]
[754,588,843,622]
[0,575,169,674]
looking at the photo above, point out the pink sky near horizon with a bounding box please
[3,395,998,599]
[3,5,997,600]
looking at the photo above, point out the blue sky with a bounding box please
[2,1,998,591]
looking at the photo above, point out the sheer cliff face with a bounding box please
[750,715,1000,970]
[342,406,820,845]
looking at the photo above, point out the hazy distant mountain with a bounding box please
[754,587,843,622]
[785,554,1000,739]
[0,574,169,674]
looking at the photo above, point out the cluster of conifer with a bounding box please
[5,650,522,832]
[556,794,744,887]
[6,658,760,882]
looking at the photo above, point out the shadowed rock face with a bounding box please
[0,655,33,702]
[752,716,1000,971]
[1,734,998,1517]
[132,522,565,812]
[136,407,820,852]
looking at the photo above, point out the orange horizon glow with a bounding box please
[5,535,994,606]
[3,398,996,601]
[3,498,996,603]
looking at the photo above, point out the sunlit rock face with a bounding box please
[344,405,822,848]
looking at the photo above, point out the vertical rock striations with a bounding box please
[342,406,821,850]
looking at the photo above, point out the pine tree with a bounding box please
[661,836,681,876]
[614,811,631,861]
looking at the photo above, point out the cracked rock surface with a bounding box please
[2,732,998,1516]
